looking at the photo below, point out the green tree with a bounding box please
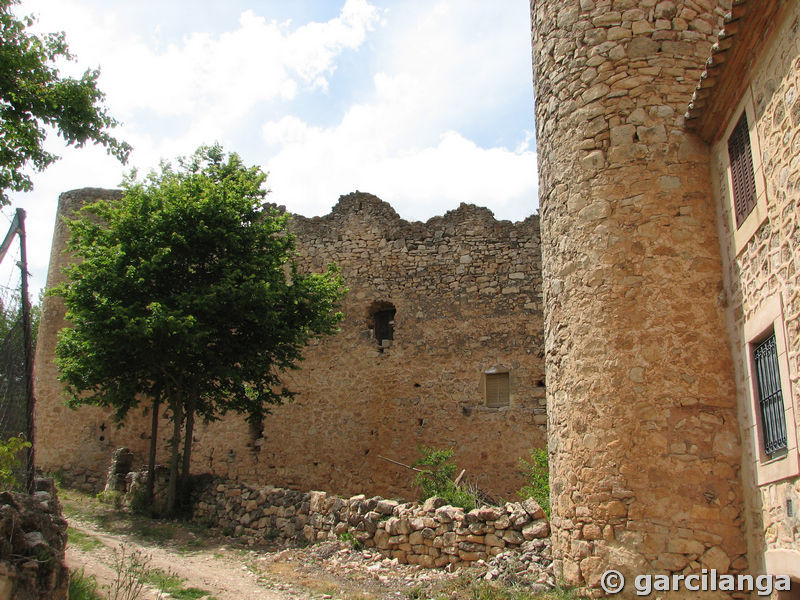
[0,0,130,204]
[54,144,346,515]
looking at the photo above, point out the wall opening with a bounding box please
[367,300,396,350]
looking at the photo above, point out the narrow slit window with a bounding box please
[485,372,509,408]
[753,333,788,456]
[727,112,757,228]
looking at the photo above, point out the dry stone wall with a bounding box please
[0,480,69,600]
[191,479,551,568]
[711,2,800,575]
[530,0,746,594]
[34,190,545,500]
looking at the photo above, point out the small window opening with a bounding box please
[753,333,788,456]
[727,111,757,228]
[367,300,396,350]
[484,371,510,408]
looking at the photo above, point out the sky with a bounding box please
[1,0,539,299]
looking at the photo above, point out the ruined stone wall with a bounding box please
[33,190,545,500]
[191,479,550,569]
[710,2,800,580]
[530,0,746,594]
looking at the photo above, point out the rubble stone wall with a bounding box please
[710,1,800,577]
[530,0,746,593]
[191,480,550,568]
[0,480,69,600]
[34,190,545,500]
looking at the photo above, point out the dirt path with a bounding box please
[66,517,300,600]
[60,489,558,600]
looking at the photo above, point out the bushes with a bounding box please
[0,436,31,490]
[518,448,550,518]
[412,447,479,511]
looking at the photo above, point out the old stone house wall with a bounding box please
[709,1,800,582]
[33,190,545,500]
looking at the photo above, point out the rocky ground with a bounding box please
[62,489,567,600]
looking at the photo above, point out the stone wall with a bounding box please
[34,190,545,500]
[710,1,800,579]
[0,480,69,600]
[530,0,746,594]
[191,479,550,568]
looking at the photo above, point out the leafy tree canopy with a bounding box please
[0,0,130,203]
[54,144,346,512]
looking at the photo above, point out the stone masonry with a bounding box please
[190,479,550,569]
[530,0,746,595]
[707,0,800,580]
[33,190,545,500]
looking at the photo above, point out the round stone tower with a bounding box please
[530,0,747,593]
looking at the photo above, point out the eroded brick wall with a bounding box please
[34,190,545,500]
[530,0,746,593]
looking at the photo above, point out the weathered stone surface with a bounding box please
[191,477,552,570]
[531,0,746,596]
[34,191,546,502]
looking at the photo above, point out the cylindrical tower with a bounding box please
[530,0,746,594]
[33,188,123,478]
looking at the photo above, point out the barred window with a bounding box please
[727,112,757,228]
[753,333,788,456]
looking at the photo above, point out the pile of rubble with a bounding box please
[0,479,69,600]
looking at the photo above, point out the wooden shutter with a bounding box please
[485,373,509,407]
[727,112,757,228]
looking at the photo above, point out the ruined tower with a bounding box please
[530,0,747,591]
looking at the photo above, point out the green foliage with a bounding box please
[106,545,150,600]
[68,569,103,600]
[518,448,550,518]
[412,447,479,511]
[55,143,346,419]
[0,0,130,203]
[96,489,123,507]
[54,144,346,514]
[67,528,104,552]
[0,436,30,490]
[338,531,363,551]
[142,568,213,600]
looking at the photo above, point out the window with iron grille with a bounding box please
[727,112,757,228]
[485,372,509,408]
[754,333,788,456]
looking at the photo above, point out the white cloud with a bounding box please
[260,1,539,222]
[18,0,381,127]
[7,0,538,298]
[263,125,537,222]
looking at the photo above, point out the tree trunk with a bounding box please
[179,386,196,510]
[145,392,160,508]
[166,392,183,517]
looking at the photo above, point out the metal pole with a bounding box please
[17,209,35,494]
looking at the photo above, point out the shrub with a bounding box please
[518,448,550,518]
[412,447,479,511]
[0,436,31,490]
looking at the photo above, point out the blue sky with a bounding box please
[2,1,539,298]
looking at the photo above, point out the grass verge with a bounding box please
[68,570,103,600]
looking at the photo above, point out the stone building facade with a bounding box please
[531,0,800,595]
[33,190,546,500]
